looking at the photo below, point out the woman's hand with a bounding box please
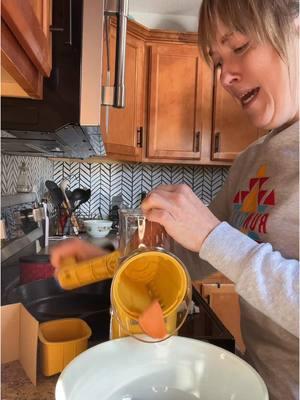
[50,238,107,270]
[141,184,220,252]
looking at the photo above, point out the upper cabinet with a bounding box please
[1,0,52,99]
[102,19,260,166]
[101,23,144,162]
[146,43,203,162]
[211,68,262,162]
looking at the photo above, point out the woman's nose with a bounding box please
[220,65,241,88]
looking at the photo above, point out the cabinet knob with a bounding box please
[194,131,201,153]
[214,132,221,153]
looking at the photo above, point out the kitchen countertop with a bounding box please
[1,361,57,400]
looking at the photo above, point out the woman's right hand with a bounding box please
[50,238,108,270]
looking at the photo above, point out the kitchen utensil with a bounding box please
[19,255,54,284]
[59,179,72,209]
[70,189,91,212]
[59,179,79,236]
[68,188,83,207]
[65,189,73,205]
[83,219,112,238]
[98,206,103,220]
[45,181,79,236]
[63,217,71,235]
[57,209,192,343]
[45,181,64,208]
[59,208,68,234]
[55,336,269,400]
[39,318,91,376]
[42,200,49,248]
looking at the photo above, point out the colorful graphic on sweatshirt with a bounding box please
[231,165,275,242]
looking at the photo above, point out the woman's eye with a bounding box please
[234,42,249,54]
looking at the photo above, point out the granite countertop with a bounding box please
[2,233,118,400]
[2,361,57,400]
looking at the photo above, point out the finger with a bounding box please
[141,190,176,214]
[151,183,190,194]
[144,209,174,230]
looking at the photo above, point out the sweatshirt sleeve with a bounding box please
[172,175,232,280]
[199,221,299,337]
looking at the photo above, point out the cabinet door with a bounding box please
[147,44,204,161]
[101,26,144,162]
[212,68,261,162]
[201,283,245,352]
[1,0,52,99]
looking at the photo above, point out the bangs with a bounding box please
[198,0,297,64]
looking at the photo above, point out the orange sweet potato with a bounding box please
[138,299,167,339]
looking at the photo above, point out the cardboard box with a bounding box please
[1,303,39,385]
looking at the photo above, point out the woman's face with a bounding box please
[210,21,298,130]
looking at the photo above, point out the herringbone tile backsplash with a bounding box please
[1,154,53,197]
[1,155,229,218]
[53,161,229,218]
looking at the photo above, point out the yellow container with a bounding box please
[38,318,92,376]
[110,249,190,341]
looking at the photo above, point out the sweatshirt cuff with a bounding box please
[199,221,259,283]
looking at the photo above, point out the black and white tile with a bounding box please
[1,154,54,198]
[53,161,230,218]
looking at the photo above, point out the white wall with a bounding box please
[129,12,198,32]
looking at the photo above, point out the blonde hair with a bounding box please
[198,0,299,64]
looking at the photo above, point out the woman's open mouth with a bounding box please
[240,87,260,108]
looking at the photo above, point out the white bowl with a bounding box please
[83,219,113,238]
[56,336,268,400]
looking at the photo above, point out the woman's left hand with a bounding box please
[141,184,220,252]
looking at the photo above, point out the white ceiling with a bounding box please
[129,0,201,16]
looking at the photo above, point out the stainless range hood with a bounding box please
[1,0,128,159]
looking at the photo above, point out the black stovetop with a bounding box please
[5,276,235,354]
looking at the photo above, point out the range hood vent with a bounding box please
[1,0,128,159]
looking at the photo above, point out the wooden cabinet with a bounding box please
[101,24,145,162]
[145,43,203,161]
[100,19,260,166]
[1,0,52,99]
[211,68,261,162]
[193,273,245,352]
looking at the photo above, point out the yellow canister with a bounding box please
[56,209,192,343]
[110,248,191,341]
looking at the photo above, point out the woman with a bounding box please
[142,1,299,399]
[51,1,299,399]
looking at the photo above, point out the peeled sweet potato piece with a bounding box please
[138,299,167,339]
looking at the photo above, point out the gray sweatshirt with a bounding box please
[174,121,299,400]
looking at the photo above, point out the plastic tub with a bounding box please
[38,318,92,376]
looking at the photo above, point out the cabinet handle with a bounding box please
[50,0,73,46]
[65,0,73,45]
[137,127,143,148]
[206,294,211,305]
[194,131,201,153]
[214,132,221,153]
